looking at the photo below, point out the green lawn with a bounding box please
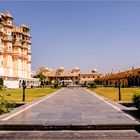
[0,87,59,103]
[89,87,140,102]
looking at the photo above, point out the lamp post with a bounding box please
[118,79,121,101]
[22,80,26,102]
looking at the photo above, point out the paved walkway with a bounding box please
[0,88,139,127]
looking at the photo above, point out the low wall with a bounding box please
[4,80,19,89]
[4,78,40,89]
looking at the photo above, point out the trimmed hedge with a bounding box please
[132,93,140,110]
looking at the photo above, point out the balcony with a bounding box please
[0,47,4,54]
[22,31,31,37]
[21,54,28,60]
[27,40,31,44]
[13,41,22,47]
[4,22,13,28]
[0,27,4,32]
[12,52,22,58]
[27,60,31,63]
[2,35,13,42]
[0,27,4,35]
[21,44,28,49]
[27,51,32,55]
[4,49,12,55]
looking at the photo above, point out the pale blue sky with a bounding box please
[1,1,140,73]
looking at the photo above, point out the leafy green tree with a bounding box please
[34,72,46,81]
[34,72,46,86]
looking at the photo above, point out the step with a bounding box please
[0,124,139,131]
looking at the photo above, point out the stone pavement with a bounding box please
[0,87,139,130]
[0,130,140,140]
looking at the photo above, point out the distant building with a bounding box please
[37,66,80,84]
[36,66,102,85]
[95,68,140,87]
[0,11,39,88]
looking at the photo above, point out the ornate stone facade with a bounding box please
[0,11,31,79]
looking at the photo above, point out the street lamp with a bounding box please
[22,80,26,101]
[118,79,121,101]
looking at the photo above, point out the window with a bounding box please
[83,76,85,78]
[13,34,16,39]
[88,76,90,78]
[8,46,12,51]
[93,76,95,78]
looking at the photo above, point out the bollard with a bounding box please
[118,79,121,101]
[22,80,26,101]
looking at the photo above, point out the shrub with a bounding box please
[0,100,16,114]
[132,93,140,110]
[0,83,16,114]
[0,77,4,90]
[54,82,58,88]
[88,82,97,88]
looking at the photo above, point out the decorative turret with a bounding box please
[5,11,13,19]
[21,24,29,29]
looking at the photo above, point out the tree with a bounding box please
[34,72,46,81]
[34,72,46,86]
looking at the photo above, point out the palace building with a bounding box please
[95,67,140,87]
[0,11,39,88]
[36,66,102,85]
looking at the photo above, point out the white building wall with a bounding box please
[28,63,31,78]
[4,80,19,89]
[0,55,4,75]
[18,59,22,77]
[8,55,13,76]
[0,67,3,75]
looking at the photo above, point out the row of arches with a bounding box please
[96,76,140,87]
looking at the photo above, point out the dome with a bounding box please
[92,68,98,73]
[5,11,13,19]
[74,67,80,71]
[58,67,64,71]
[45,67,49,71]
[45,67,51,72]
[71,67,80,73]
[21,24,29,29]
[39,66,46,71]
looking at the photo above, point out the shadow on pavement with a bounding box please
[119,102,140,133]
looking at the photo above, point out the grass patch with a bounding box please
[89,87,140,102]
[1,87,59,103]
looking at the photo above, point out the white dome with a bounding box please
[71,67,80,73]
[92,68,98,73]
[45,67,50,72]
[58,67,64,71]
[74,67,80,71]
